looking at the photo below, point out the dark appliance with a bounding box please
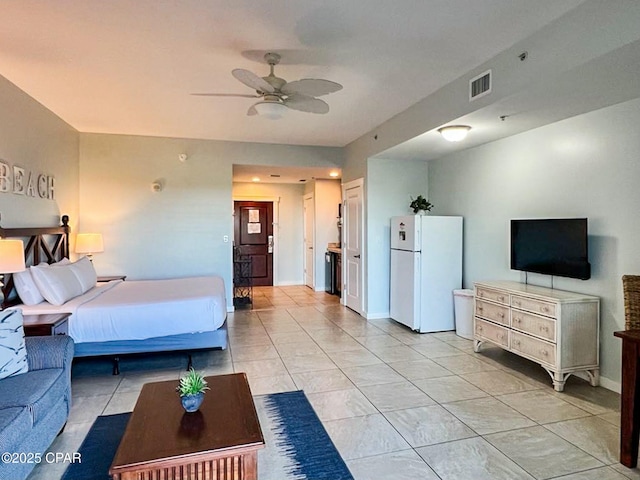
[325,251,337,294]
[510,218,591,280]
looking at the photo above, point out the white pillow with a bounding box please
[30,263,83,306]
[68,256,97,293]
[0,309,28,380]
[13,258,73,305]
[13,269,45,305]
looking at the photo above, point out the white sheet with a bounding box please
[16,276,226,344]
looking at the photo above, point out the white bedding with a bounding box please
[16,276,226,344]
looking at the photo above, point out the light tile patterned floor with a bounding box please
[27,286,636,480]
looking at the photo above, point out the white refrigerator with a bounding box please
[390,215,462,333]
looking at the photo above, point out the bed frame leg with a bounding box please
[187,354,193,371]
[112,356,120,375]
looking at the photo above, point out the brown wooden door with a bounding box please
[233,201,273,286]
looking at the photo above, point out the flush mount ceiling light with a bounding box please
[329,171,339,178]
[253,100,288,120]
[438,125,471,142]
[251,176,260,182]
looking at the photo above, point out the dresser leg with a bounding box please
[545,369,568,392]
[586,369,599,387]
[473,340,482,353]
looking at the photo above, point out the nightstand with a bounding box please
[97,275,127,282]
[23,312,71,337]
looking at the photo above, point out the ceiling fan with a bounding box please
[193,53,343,119]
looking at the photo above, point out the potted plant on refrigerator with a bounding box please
[409,195,433,215]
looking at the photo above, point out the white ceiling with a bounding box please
[0,0,586,149]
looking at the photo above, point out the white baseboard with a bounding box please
[365,312,391,320]
[275,281,305,286]
[597,375,620,394]
[226,306,235,313]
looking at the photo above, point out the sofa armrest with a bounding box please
[26,336,74,371]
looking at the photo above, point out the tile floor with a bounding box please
[27,286,637,480]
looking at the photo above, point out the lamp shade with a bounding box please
[0,239,26,273]
[75,233,104,255]
[438,125,471,142]
[254,101,287,120]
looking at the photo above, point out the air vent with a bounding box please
[469,69,491,101]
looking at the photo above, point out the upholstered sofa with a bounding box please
[0,333,74,480]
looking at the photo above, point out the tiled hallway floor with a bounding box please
[28,286,636,479]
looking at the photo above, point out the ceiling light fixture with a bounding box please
[254,101,287,120]
[438,125,471,142]
[329,171,339,178]
[252,177,260,182]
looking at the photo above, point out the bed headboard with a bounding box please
[0,215,70,309]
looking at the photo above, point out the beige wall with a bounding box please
[0,75,78,231]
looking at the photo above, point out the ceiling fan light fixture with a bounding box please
[438,125,471,142]
[254,101,287,120]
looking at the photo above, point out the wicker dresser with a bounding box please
[473,281,600,392]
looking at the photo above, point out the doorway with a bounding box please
[233,201,274,286]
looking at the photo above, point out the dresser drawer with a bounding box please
[511,331,556,366]
[475,318,509,347]
[511,310,556,342]
[476,287,508,305]
[511,295,556,317]
[475,299,509,326]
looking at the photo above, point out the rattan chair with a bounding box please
[623,275,640,330]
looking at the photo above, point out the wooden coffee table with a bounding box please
[109,373,264,480]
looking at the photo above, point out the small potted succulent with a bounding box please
[177,368,209,413]
[409,195,433,215]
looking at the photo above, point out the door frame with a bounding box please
[341,178,365,314]
[303,193,315,289]
[232,196,280,285]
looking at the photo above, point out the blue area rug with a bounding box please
[62,390,352,480]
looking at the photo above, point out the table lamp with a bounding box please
[0,239,26,308]
[75,233,104,261]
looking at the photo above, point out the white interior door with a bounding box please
[343,179,363,314]
[303,193,314,288]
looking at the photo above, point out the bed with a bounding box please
[0,215,228,373]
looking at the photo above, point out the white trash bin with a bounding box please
[453,289,474,340]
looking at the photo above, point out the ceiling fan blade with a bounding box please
[191,93,261,98]
[281,79,342,97]
[284,94,330,114]
[247,104,258,116]
[232,68,275,94]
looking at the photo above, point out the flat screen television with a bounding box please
[510,218,591,280]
